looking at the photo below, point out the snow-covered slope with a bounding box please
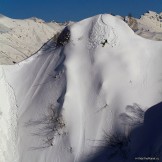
[0,14,162,162]
[0,14,64,64]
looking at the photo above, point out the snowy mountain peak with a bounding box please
[138,11,162,32]
[28,17,45,23]
[140,10,162,23]
[0,13,162,162]
[124,11,162,41]
[69,14,134,50]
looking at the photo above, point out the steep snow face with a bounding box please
[0,14,162,162]
[0,15,64,64]
[63,14,162,161]
[0,39,68,162]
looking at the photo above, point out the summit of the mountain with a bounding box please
[0,14,162,162]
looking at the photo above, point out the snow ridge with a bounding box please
[89,15,118,49]
[0,68,18,162]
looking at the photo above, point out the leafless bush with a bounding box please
[98,104,144,160]
[120,103,145,127]
[103,131,131,159]
[25,104,65,148]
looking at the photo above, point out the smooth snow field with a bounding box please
[0,14,162,162]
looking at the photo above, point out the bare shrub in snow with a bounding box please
[119,103,145,129]
[25,104,65,148]
[101,39,108,47]
[103,131,131,159]
[97,104,145,160]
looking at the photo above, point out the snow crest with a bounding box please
[88,15,118,49]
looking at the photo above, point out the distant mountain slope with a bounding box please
[124,11,162,41]
[0,15,64,64]
[0,11,162,65]
[138,11,162,32]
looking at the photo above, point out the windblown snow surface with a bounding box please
[0,14,162,162]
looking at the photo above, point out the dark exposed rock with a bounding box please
[57,27,70,47]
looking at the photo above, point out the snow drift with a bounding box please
[0,14,162,162]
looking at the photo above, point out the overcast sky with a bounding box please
[0,0,162,22]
